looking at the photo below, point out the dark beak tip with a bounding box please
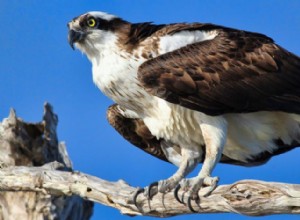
[68,29,84,50]
[68,36,75,50]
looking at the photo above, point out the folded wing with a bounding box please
[138,29,300,116]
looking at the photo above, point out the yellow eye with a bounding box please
[87,18,96,27]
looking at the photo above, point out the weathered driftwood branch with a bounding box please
[0,104,299,218]
[0,103,93,220]
[1,164,300,217]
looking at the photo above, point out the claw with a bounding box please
[132,187,144,208]
[174,184,184,204]
[187,195,200,213]
[146,181,158,199]
[132,181,159,209]
[187,197,196,213]
[203,177,219,197]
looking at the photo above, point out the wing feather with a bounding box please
[138,28,300,115]
[107,104,169,162]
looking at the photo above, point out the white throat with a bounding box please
[87,37,152,114]
[75,30,119,64]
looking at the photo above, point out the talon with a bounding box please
[133,187,144,208]
[187,196,197,213]
[146,181,158,199]
[203,185,217,197]
[174,185,183,204]
[203,176,219,197]
[181,191,186,205]
[187,194,200,213]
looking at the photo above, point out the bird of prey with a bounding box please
[68,11,300,211]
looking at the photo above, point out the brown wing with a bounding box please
[138,28,300,116]
[106,104,169,163]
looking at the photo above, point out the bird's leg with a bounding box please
[156,153,199,194]
[132,147,199,207]
[184,156,221,212]
[178,116,227,211]
[142,150,199,197]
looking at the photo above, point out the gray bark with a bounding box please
[0,103,93,220]
[1,166,300,217]
[0,104,299,218]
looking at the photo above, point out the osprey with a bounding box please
[68,11,300,211]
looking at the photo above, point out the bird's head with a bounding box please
[67,11,129,59]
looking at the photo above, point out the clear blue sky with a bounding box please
[1,1,300,219]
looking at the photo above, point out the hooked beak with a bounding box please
[68,29,86,50]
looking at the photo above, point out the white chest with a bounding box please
[91,49,152,113]
[90,49,204,146]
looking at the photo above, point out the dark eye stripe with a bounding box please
[95,18,111,30]
[78,15,126,31]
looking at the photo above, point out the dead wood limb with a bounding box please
[0,103,93,220]
[1,164,300,217]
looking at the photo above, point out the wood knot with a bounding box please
[86,187,92,192]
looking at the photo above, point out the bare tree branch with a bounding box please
[0,104,299,218]
[1,164,300,217]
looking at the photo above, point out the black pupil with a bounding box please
[88,19,95,26]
